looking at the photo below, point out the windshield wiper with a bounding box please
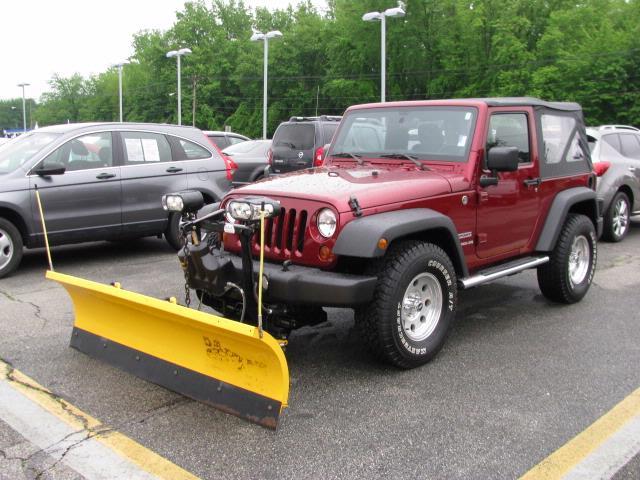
[276,141,297,149]
[331,152,364,165]
[380,153,427,170]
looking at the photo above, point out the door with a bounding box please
[476,110,541,258]
[118,131,187,236]
[30,131,122,245]
[617,133,640,210]
[271,123,315,173]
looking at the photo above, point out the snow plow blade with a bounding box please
[47,270,289,429]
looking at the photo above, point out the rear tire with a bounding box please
[537,214,596,304]
[355,241,457,369]
[164,213,182,250]
[0,218,23,279]
[602,191,631,242]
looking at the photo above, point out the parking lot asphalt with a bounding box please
[1,220,639,480]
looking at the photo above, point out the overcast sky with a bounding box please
[0,0,327,101]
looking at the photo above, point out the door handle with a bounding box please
[166,167,183,173]
[524,177,541,187]
[96,172,116,180]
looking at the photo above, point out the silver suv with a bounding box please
[587,126,640,241]
[0,123,233,278]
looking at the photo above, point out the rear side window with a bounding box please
[619,134,640,159]
[538,112,591,178]
[602,134,622,153]
[178,139,211,160]
[487,113,530,163]
[122,132,172,165]
[228,136,246,145]
[273,124,315,150]
[321,124,338,145]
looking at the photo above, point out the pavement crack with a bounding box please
[0,289,46,327]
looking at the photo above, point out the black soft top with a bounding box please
[477,97,582,112]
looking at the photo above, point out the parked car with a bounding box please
[222,139,271,184]
[268,115,341,174]
[0,122,235,278]
[204,130,250,149]
[587,126,640,241]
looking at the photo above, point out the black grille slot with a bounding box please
[286,209,297,251]
[296,210,308,253]
[274,208,285,249]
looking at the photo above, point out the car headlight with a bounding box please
[317,208,337,238]
[162,191,204,213]
[226,197,281,221]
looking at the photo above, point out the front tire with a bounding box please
[537,213,596,304]
[164,213,183,250]
[0,218,23,279]
[602,191,631,242]
[355,241,457,369]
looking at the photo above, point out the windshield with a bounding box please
[331,106,478,162]
[0,132,61,174]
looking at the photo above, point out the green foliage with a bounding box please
[14,0,640,138]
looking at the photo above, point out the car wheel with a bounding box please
[164,213,183,250]
[355,240,457,369]
[602,191,631,242]
[0,218,23,279]
[537,213,596,304]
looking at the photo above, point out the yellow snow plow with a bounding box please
[42,191,290,429]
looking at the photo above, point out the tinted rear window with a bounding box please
[273,124,315,150]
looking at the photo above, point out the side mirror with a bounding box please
[35,162,66,176]
[486,146,519,172]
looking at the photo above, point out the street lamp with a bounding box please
[250,30,283,139]
[17,83,30,133]
[362,5,405,102]
[166,48,192,125]
[112,61,129,122]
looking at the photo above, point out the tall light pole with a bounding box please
[113,61,129,122]
[250,30,283,139]
[17,83,30,133]
[362,6,405,102]
[166,48,192,125]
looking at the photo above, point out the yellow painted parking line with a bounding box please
[0,360,199,480]
[520,387,640,480]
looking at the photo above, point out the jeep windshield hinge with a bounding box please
[348,195,363,217]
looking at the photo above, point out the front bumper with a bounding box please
[180,242,377,307]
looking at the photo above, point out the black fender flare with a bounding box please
[333,208,469,277]
[535,187,600,251]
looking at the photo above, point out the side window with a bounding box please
[322,124,338,145]
[41,132,113,171]
[487,113,530,163]
[619,134,640,159]
[602,134,622,153]
[539,113,590,177]
[121,132,172,165]
[228,136,246,145]
[178,139,211,160]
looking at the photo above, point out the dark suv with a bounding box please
[268,115,341,174]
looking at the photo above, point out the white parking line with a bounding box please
[0,379,157,479]
[0,360,199,480]
[563,415,640,480]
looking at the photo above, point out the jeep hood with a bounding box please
[233,166,458,212]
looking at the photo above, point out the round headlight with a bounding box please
[317,208,337,238]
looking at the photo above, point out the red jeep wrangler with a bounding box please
[174,98,601,369]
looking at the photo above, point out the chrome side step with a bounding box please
[459,256,549,289]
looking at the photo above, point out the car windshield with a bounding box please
[0,132,61,174]
[331,106,478,163]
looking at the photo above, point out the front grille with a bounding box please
[255,208,308,257]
